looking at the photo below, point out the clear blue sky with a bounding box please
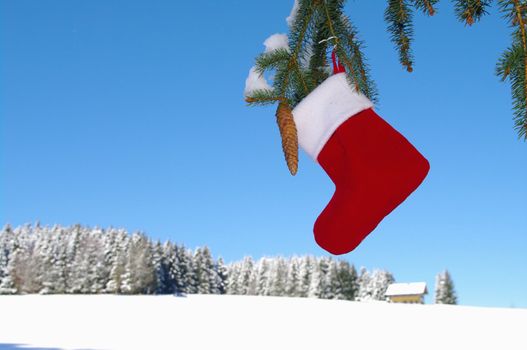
[1,1,525,308]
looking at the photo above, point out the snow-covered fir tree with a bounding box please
[356,267,371,301]
[236,256,254,296]
[121,233,155,294]
[369,270,395,301]
[267,257,288,296]
[226,261,241,295]
[0,225,17,294]
[435,270,457,304]
[255,258,272,295]
[246,261,260,296]
[151,241,170,294]
[336,260,358,300]
[296,256,313,298]
[193,247,217,294]
[357,268,394,301]
[214,257,228,295]
[307,258,324,298]
[161,242,177,294]
[105,229,128,293]
[173,245,196,294]
[284,257,300,297]
[39,226,68,294]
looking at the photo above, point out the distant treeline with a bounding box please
[0,224,395,300]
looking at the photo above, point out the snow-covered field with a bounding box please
[0,295,525,350]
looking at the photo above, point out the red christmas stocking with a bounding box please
[292,73,430,255]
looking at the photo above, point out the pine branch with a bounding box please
[496,43,522,81]
[292,57,311,95]
[275,0,318,106]
[412,0,439,15]
[510,63,527,139]
[246,0,527,162]
[254,49,291,75]
[245,89,284,106]
[497,0,527,139]
[385,0,415,72]
[453,0,492,25]
[319,0,363,93]
[256,0,320,175]
[339,14,379,103]
[308,10,331,87]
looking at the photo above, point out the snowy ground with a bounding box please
[0,295,525,350]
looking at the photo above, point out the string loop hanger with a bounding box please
[318,36,345,74]
[318,36,338,45]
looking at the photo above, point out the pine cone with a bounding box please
[276,102,299,175]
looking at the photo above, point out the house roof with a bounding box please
[385,282,428,297]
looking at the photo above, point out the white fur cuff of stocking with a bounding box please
[292,73,373,162]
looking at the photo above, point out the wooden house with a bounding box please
[385,282,428,304]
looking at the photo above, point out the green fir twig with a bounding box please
[412,0,439,15]
[385,0,415,72]
[453,0,493,25]
[497,0,527,139]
